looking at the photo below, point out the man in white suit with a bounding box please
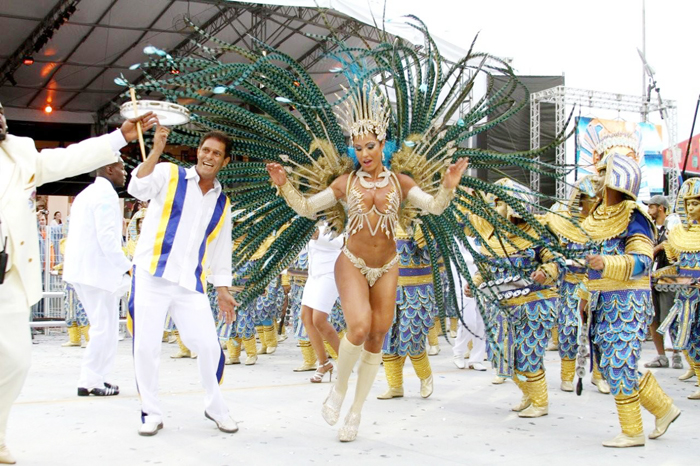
[63,154,136,396]
[0,101,157,464]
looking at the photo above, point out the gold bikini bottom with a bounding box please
[342,246,398,287]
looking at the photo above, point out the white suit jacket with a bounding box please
[0,132,124,308]
[63,177,132,292]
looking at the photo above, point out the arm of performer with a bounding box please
[266,162,341,219]
[36,113,158,187]
[127,125,171,201]
[585,211,654,281]
[531,243,561,286]
[402,158,469,215]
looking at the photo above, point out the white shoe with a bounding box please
[679,368,694,381]
[0,445,16,464]
[138,421,163,437]
[453,356,466,369]
[649,404,681,439]
[511,396,532,412]
[427,345,440,356]
[449,330,457,338]
[377,387,404,399]
[592,377,611,394]
[245,354,258,365]
[205,411,239,433]
[518,404,548,418]
[469,362,486,371]
[561,381,574,392]
[338,411,361,442]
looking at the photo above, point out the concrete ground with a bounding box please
[6,332,698,466]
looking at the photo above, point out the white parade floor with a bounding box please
[6,332,698,466]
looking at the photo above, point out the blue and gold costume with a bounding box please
[579,150,680,447]
[289,249,317,371]
[473,179,560,418]
[379,227,434,399]
[657,178,700,399]
[545,177,609,394]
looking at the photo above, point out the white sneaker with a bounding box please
[453,356,466,369]
[138,421,163,436]
[205,411,239,433]
[469,362,487,371]
[492,375,506,385]
[427,345,440,356]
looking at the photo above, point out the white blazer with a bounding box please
[63,177,132,292]
[0,132,123,307]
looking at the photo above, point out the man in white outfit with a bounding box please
[451,236,487,371]
[127,129,238,437]
[63,157,132,396]
[0,100,157,464]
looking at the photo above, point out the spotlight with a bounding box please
[22,56,34,65]
[44,104,53,114]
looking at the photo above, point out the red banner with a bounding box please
[664,134,700,175]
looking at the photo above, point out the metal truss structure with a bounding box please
[530,85,679,202]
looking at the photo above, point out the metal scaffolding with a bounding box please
[529,85,679,202]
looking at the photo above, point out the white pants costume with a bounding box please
[0,270,33,448]
[452,294,486,364]
[72,283,121,389]
[130,267,228,425]
[300,273,339,314]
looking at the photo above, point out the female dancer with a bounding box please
[266,97,468,440]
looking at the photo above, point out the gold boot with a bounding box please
[638,371,681,439]
[689,361,700,399]
[294,340,317,372]
[324,340,338,360]
[560,358,575,392]
[518,370,548,418]
[449,318,458,338]
[171,333,192,358]
[511,371,532,412]
[602,392,645,447]
[61,323,81,347]
[377,354,405,399]
[255,326,267,354]
[79,325,90,348]
[427,324,440,356]
[243,336,258,365]
[225,338,241,365]
[277,322,288,342]
[547,326,559,351]
[591,362,611,394]
[263,325,277,354]
[410,351,434,398]
[679,351,695,381]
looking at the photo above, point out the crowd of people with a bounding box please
[1,20,698,466]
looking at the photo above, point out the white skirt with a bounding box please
[301,273,340,314]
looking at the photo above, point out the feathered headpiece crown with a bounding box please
[335,81,390,141]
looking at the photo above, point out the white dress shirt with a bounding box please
[63,176,132,292]
[127,162,232,293]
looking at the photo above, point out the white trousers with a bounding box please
[0,269,33,447]
[130,267,228,425]
[72,283,120,389]
[452,294,486,364]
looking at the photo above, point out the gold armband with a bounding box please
[601,255,636,281]
[625,234,653,258]
[538,262,559,286]
[407,185,455,215]
[278,182,336,219]
[663,241,679,262]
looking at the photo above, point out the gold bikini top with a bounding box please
[345,168,401,239]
